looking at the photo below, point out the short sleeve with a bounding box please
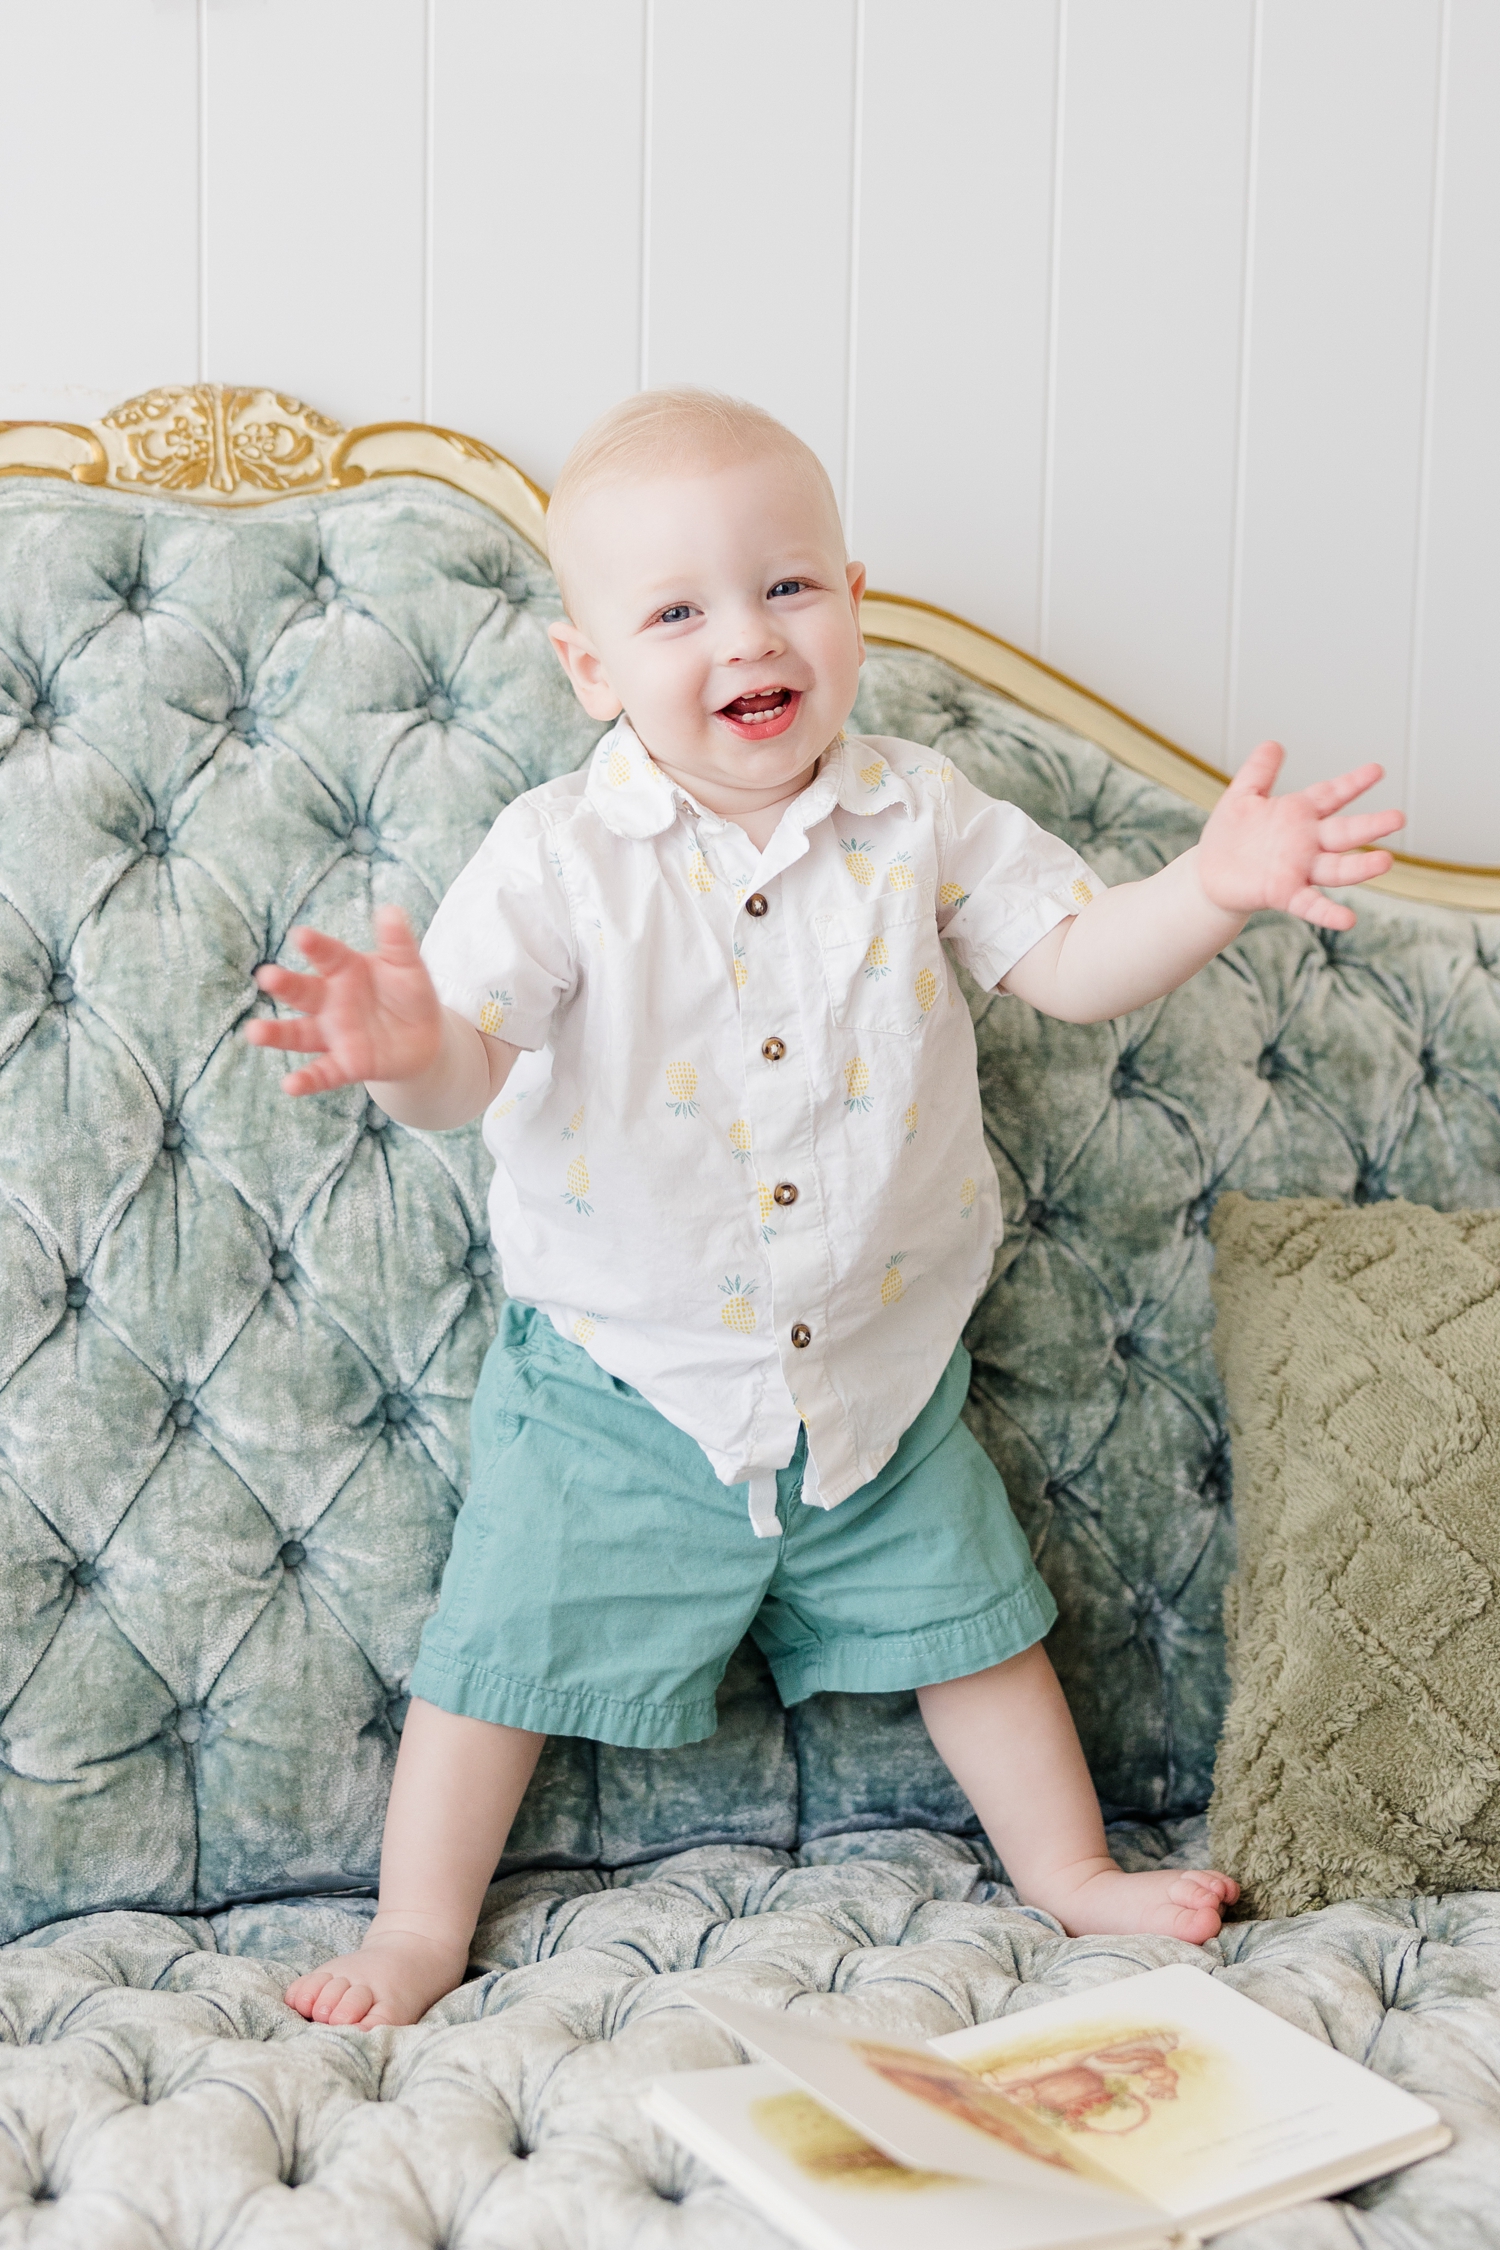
[935,767,1106,990]
[419,796,577,1050]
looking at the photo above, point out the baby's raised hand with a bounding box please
[242,904,443,1096]
[1196,740,1404,932]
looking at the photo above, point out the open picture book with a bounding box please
[645,1965,1449,2250]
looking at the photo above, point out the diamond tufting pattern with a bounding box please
[1,474,1499,2245]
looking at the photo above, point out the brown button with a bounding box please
[772,1182,798,1207]
[790,1323,812,1350]
[745,892,769,918]
[761,1036,787,1062]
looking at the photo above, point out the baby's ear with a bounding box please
[546,620,624,721]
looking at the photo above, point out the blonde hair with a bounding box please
[546,387,842,616]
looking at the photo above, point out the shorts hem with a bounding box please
[763,1576,1058,1706]
[408,1647,719,1750]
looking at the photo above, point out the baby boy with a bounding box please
[244,389,1401,2027]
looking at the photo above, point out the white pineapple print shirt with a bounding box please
[420,722,1103,1530]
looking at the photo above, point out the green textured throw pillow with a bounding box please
[1208,1192,1500,1917]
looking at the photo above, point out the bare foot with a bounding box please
[1026,1861,1239,1945]
[283,1918,470,2028]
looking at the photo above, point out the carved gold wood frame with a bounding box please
[2,386,1493,912]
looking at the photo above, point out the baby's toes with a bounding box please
[327,1981,377,2028]
[310,1975,352,2023]
[284,1970,333,2018]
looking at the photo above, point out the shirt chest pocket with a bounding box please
[814,885,948,1036]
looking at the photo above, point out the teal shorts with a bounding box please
[409,1302,1057,1750]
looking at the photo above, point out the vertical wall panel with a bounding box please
[645,0,858,493]
[1406,0,1500,865]
[1,3,199,423]
[849,0,1058,648]
[1044,1,1254,767]
[430,0,646,489]
[204,0,427,425]
[1228,1,1443,805]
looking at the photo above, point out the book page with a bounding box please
[648,2063,1176,2250]
[930,1964,1447,2222]
[690,1992,1160,2231]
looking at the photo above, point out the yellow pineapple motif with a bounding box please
[858,757,887,790]
[904,1102,918,1144]
[607,747,630,787]
[729,1118,752,1163]
[755,1180,777,1241]
[573,1314,596,1344]
[838,836,876,886]
[719,1274,758,1332]
[688,850,714,894]
[492,1097,518,1122]
[561,1104,585,1140]
[666,1062,700,1118]
[880,1253,906,1306]
[843,1056,872,1112]
[1071,877,1094,905]
[863,933,890,980]
[915,966,939,1012]
[939,881,968,908]
[562,1156,593,1215]
[478,988,514,1036]
[733,942,748,990]
[959,1176,977,1219]
[886,853,915,892]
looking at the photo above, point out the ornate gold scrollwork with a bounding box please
[102,387,344,498]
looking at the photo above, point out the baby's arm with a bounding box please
[243,901,517,1125]
[1001,741,1404,1024]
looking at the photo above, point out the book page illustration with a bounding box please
[749,2088,956,2195]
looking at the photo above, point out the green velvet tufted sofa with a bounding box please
[2,391,1499,2248]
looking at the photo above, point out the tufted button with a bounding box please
[63,1277,87,1310]
[1114,1330,1136,1360]
[349,825,377,856]
[1352,1171,1382,1206]
[1110,1062,1137,1098]
[160,1117,183,1150]
[790,1323,812,1349]
[227,706,255,739]
[381,1391,411,1424]
[30,700,53,732]
[744,892,769,919]
[143,826,168,856]
[365,1102,389,1133]
[761,1036,787,1062]
[1256,1047,1283,1081]
[279,1539,306,1570]
[126,583,151,615]
[169,1397,195,1430]
[72,1559,97,1589]
[49,971,73,1006]
[1023,1199,1049,1230]
[1184,1192,1213,1235]
[1420,1047,1440,1087]
[314,574,337,603]
[425,691,454,724]
[465,1243,492,1277]
[772,1181,798,1207]
[174,1708,205,1745]
[271,1251,294,1282]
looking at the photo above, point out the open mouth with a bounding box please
[715,686,802,740]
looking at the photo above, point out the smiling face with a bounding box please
[547,449,866,829]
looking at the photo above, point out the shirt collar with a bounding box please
[583,720,916,845]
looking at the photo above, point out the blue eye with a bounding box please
[658,604,693,625]
[769,580,805,599]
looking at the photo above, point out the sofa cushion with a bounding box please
[1208,1193,1500,1915]
[3,475,1500,1941]
[0,1837,1494,2248]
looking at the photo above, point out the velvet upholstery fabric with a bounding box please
[1,475,1498,2245]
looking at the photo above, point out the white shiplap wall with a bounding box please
[5,0,1495,864]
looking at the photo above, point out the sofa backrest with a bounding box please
[2,471,1497,1940]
